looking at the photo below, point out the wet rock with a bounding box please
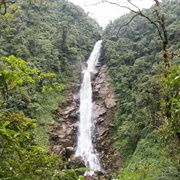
[72,156,86,168]
[64,105,76,115]
[93,104,107,118]
[48,120,56,126]
[48,64,122,179]
[84,171,112,180]
[57,132,66,139]
[109,123,115,127]
[69,154,76,161]
[59,138,73,147]
[66,126,74,135]
[105,98,116,108]
[99,85,109,97]
[50,145,65,155]
[68,111,77,119]
[96,118,104,125]
[99,127,108,137]
[91,65,122,175]
[65,147,75,159]
[73,93,79,101]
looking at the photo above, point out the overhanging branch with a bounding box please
[104,0,163,41]
[0,0,16,15]
[116,13,139,36]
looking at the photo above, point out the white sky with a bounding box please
[69,0,155,28]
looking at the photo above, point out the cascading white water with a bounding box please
[75,40,102,175]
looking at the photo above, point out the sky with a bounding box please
[69,0,155,28]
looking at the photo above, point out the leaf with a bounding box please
[2,121,10,128]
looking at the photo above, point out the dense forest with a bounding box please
[0,0,179,179]
[103,0,180,179]
[0,0,101,179]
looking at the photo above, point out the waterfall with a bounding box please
[75,40,102,175]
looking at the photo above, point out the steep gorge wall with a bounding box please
[48,61,122,178]
[92,65,122,172]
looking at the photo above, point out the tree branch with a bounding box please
[127,0,141,12]
[104,0,163,40]
[102,0,170,76]
[104,0,137,13]
[116,13,139,36]
[0,0,16,15]
[83,0,102,6]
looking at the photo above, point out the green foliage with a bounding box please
[163,65,180,131]
[0,55,63,108]
[32,92,60,147]
[1,55,37,83]
[0,112,79,180]
[0,0,101,148]
[0,1,20,16]
[0,0,101,78]
[0,0,102,179]
[103,0,180,179]
[0,54,79,179]
[117,166,150,180]
[0,112,35,147]
[158,65,180,167]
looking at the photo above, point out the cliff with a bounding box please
[48,63,122,179]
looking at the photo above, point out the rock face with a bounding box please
[48,65,122,179]
[92,65,123,174]
[48,94,78,156]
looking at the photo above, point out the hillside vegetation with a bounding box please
[0,0,101,146]
[103,0,180,179]
[0,0,179,179]
[0,0,101,179]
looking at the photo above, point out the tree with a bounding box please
[99,0,170,77]
[103,0,180,178]
[0,112,80,179]
[0,55,63,107]
[101,0,179,137]
[0,0,47,15]
[0,55,79,179]
[0,0,18,15]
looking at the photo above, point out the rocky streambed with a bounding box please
[48,65,122,179]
